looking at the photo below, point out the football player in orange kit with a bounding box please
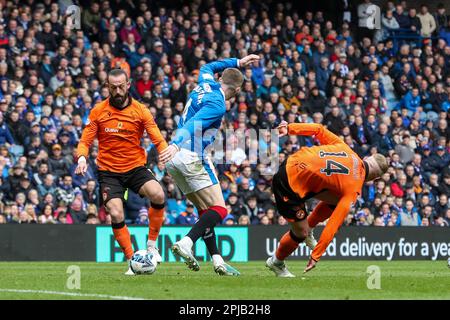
[266,121,388,277]
[75,68,173,275]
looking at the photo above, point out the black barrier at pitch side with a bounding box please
[0,224,96,261]
[0,225,448,261]
[248,226,450,260]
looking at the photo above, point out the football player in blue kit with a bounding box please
[159,54,260,275]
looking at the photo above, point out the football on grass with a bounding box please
[130,250,157,275]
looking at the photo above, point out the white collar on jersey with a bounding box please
[219,88,225,100]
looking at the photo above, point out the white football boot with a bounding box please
[147,241,162,264]
[171,238,200,271]
[124,259,135,276]
[214,262,241,276]
[265,256,295,278]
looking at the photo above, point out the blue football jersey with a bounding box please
[171,58,239,155]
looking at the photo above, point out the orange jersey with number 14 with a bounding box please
[285,123,367,262]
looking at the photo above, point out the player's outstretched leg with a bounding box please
[107,199,135,275]
[99,175,136,275]
[266,230,303,277]
[198,207,240,276]
[172,206,226,271]
[115,229,135,275]
[112,221,135,276]
[147,202,165,263]
[266,235,298,278]
[202,226,240,276]
[139,179,167,264]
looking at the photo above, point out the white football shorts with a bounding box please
[165,148,219,195]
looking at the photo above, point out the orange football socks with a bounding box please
[275,231,301,261]
[112,221,134,260]
[148,202,165,242]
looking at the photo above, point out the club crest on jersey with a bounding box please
[295,208,306,220]
[117,121,123,129]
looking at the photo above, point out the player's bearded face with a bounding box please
[109,90,128,108]
[108,79,129,109]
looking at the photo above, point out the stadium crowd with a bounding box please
[0,0,448,227]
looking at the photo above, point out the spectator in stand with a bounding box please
[407,8,422,35]
[55,174,79,206]
[393,4,411,29]
[136,70,153,98]
[434,194,449,220]
[438,19,450,45]
[417,5,436,37]
[378,10,399,43]
[48,144,71,180]
[397,198,421,226]
[0,112,14,147]
[175,202,198,225]
[357,0,376,42]
[434,3,448,32]
[82,179,100,208]
[241,195,262,225]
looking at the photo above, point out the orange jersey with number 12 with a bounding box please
[285,123,367,261]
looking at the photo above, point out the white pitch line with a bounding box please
[0,288,146,300]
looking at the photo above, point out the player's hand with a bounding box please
[159,144,179,164]
[277,120,288,137]
[239,54,260,68]
[75,156,88,176]
[303,257,317,273]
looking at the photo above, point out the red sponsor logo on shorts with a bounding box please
[102,187,110,201]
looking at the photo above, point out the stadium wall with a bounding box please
[0,225,448,261]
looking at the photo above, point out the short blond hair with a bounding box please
[222,68,244,89]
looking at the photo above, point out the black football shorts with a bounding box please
[98,166,157,204]
[272,160,308,222]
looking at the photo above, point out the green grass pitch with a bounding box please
[0,261,448,300]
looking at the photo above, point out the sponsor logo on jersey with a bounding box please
[104,127,136,134]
